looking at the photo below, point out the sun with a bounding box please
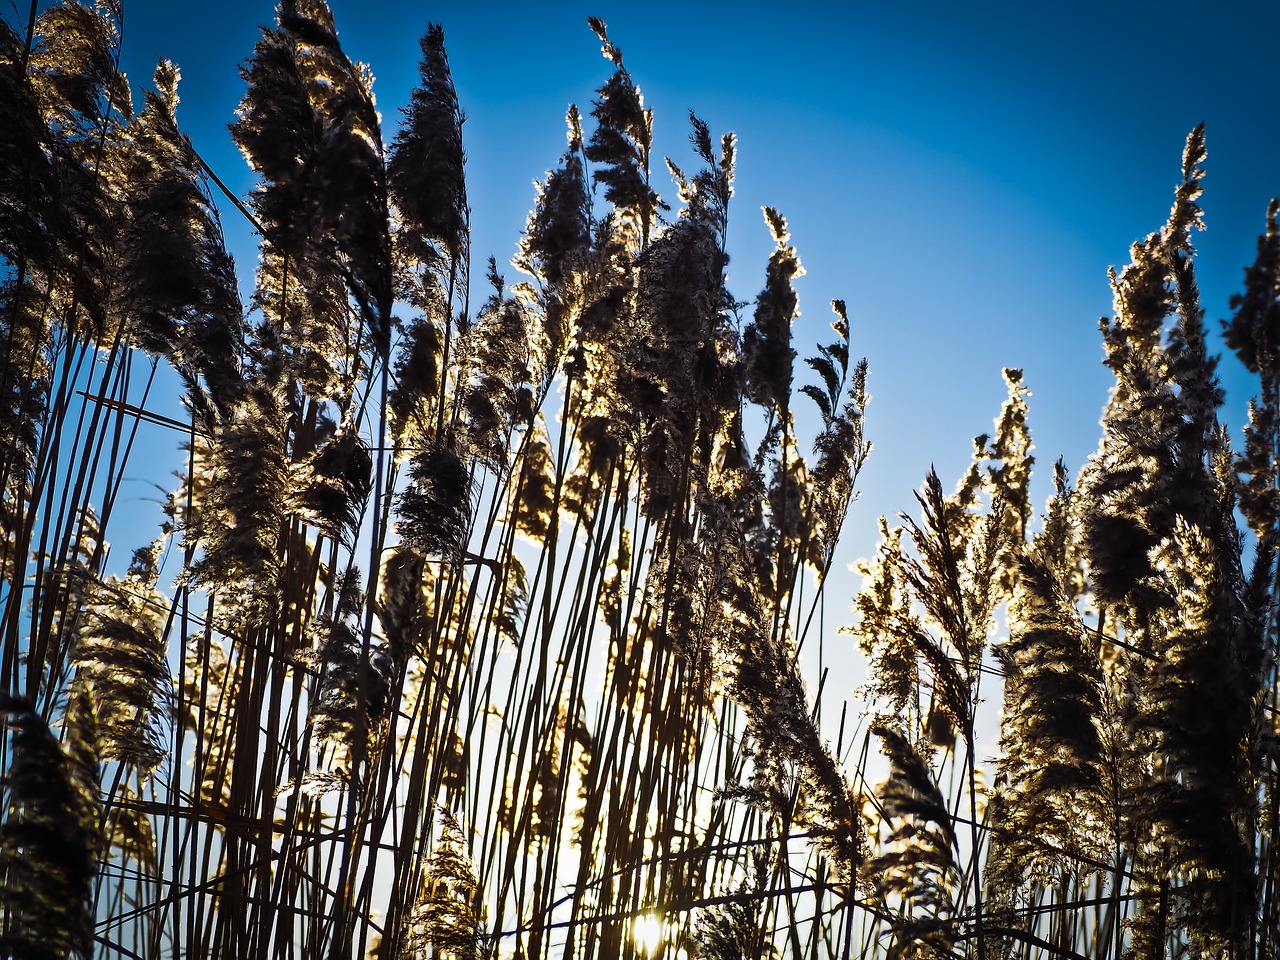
[631,911,665,955]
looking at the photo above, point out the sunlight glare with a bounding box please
[631,912,665,955]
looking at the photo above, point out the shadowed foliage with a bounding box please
[2,9,1279,960]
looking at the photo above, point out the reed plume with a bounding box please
[9,9,1280,960]
[0,691,99,960]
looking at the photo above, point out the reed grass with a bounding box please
[1,5,1278,960]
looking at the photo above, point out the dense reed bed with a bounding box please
[1,2,1278,958]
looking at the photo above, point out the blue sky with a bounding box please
[78,0,1280,569]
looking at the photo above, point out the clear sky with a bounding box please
[48,0,1280,591]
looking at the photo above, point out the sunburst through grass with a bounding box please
[0,5,1276,960]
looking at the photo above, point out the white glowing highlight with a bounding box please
[631,912,665,955]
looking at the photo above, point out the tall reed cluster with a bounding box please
[1,3,1277,959]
